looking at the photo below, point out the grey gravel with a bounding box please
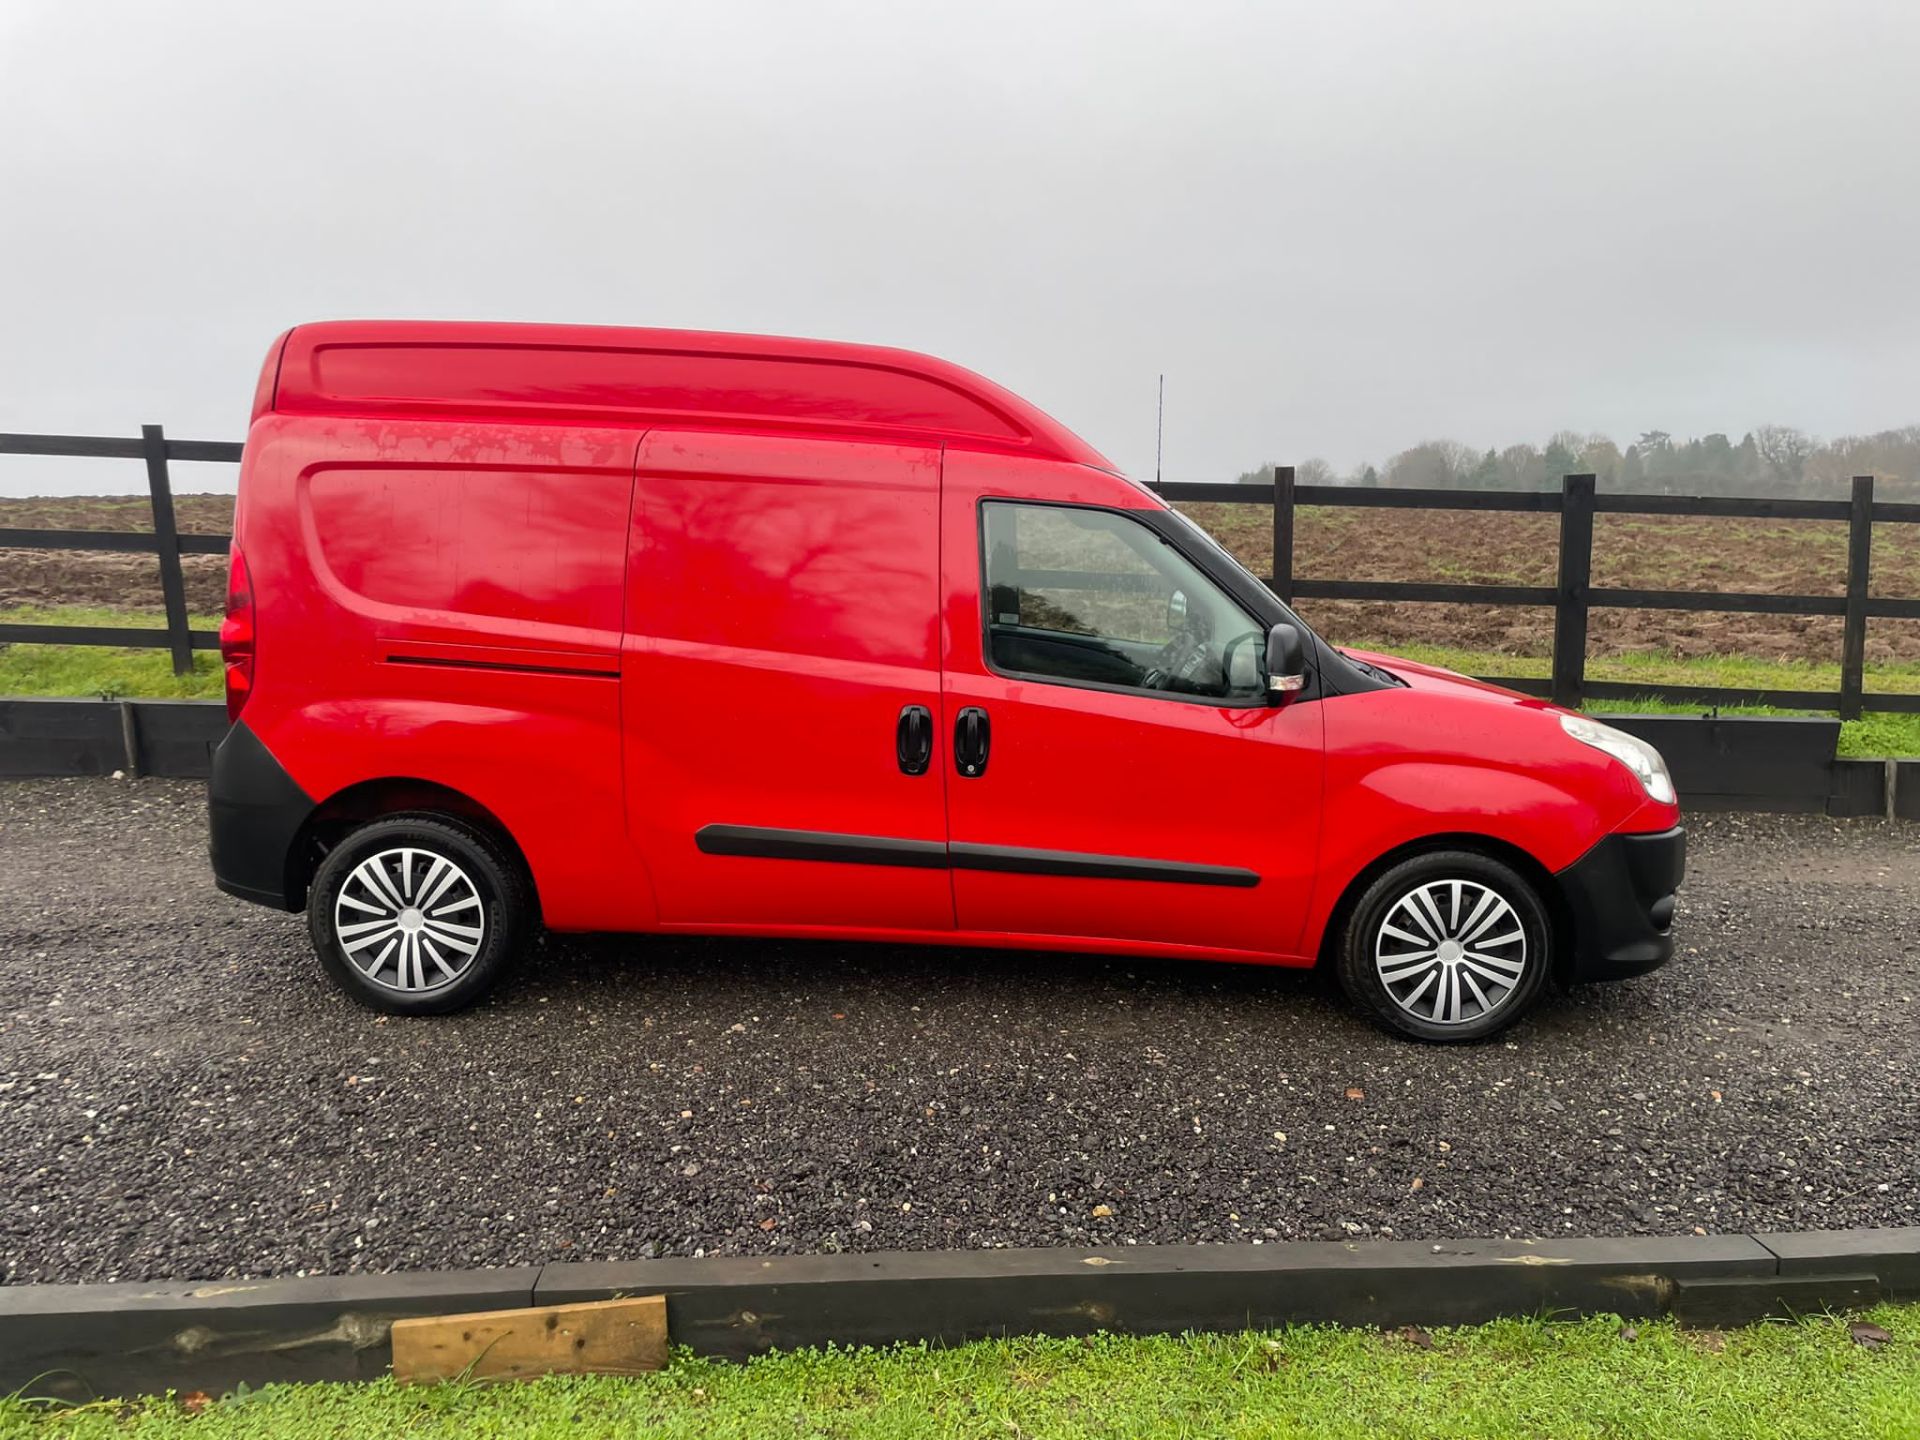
[1,779,1917,1286]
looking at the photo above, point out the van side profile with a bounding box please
[210,321,1683,1041]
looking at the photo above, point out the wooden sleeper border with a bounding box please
[3,1228,1917,1400]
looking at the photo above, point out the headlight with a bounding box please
[1559,714,1676,805]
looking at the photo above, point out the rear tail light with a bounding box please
[220,547,255,722]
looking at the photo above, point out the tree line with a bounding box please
[1238,424,1920,499]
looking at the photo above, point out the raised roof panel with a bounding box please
[270,321,1112,467]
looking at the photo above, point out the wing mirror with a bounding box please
[1265,622,1308,700]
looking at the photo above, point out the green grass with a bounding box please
[5,1311,1917,1439]
[1364,641,1920,757]
[0,607,221,701]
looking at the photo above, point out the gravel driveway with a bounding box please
[1,779,1916,1286]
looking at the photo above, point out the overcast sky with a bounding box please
[3,0,1917,494]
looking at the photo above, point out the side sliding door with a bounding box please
[620,430,954,934]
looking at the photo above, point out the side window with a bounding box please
[981,502,1266,700]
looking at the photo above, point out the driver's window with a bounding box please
[980,501,1264,700]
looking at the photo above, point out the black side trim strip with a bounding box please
[950,841,1260,888]
[693,824,1259,888]
[386,654,619,680]
[695,825,947,869]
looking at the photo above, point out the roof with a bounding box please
[265,320,1115,469]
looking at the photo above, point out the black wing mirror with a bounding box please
[1265,622,1308,700]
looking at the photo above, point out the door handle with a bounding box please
[954,706,991,777]
[896,705,933,776]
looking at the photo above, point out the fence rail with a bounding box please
[2,430,1916,716]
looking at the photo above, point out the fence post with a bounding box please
[141,423,194,676]
[1270,464,1295,603]
[1840,474,1874,721]
[1551,473,1596,709]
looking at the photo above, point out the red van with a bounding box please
[209,321,1682,1041]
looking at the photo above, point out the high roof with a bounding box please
[264,320,1115,469]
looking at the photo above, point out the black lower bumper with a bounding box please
[208,720,313,911]
[1553,826,1686,983]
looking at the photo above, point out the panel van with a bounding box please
[209,321,1683,1041]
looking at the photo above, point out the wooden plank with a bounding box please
[0,528,164,553]
[0,432,147,459]
[1152,481,1562,512]
[0,528,229,554]
[0,432,241,462]
[0,622,217,649]
[1840,476,1874,720]
[391,1295,667,1384]
[1589,586,1848,616]
[1550,474,1596,708]
[1295,484,1561,512]
[1594,493,1851,521]
[162,438,244,463]
[1149,480,1277,504]
[1270,465,1295,603]
[1292,579,1555,606]
[141,425,195,676]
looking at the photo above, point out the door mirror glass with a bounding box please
[1166,588,1188,631]
[1266,622,1308,698]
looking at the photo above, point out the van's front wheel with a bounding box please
[306,814,528,1015]
[1336,850,1551,1042]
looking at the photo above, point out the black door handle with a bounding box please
[954,706,991,777]
[896,705,932,776]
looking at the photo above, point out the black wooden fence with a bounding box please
[1152,469,1920,719]
[0,428,240,673]
[2,430,1918,718]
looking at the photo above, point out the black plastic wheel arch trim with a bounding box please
[694,824,1260,887]
[207,720,315,912]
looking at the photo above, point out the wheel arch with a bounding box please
[1312,831,1573,977]
[286,777,538,917]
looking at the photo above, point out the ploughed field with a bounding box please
[0,778,1916,1286]
[5,492,1919,665]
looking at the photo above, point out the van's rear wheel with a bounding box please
[1336,850,1551,1042]
[307,814,528,1015]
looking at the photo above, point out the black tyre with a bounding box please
[1336,849,1551,1042]
[306,813,529,1015]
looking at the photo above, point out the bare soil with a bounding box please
[0,494,236,617]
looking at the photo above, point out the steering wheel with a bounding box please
[1141,610,1218,692]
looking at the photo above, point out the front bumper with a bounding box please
[1553,826,1685,982]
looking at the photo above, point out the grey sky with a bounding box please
[3,0,1917,495]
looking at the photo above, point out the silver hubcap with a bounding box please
[1374,879,1527,1026]
[333,847,485,993]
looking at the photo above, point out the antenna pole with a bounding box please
[1155,373,1164,486]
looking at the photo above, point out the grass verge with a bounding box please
[0,607,221,701]
[3,1311,1916,1439]
[1369,641,1920,758]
